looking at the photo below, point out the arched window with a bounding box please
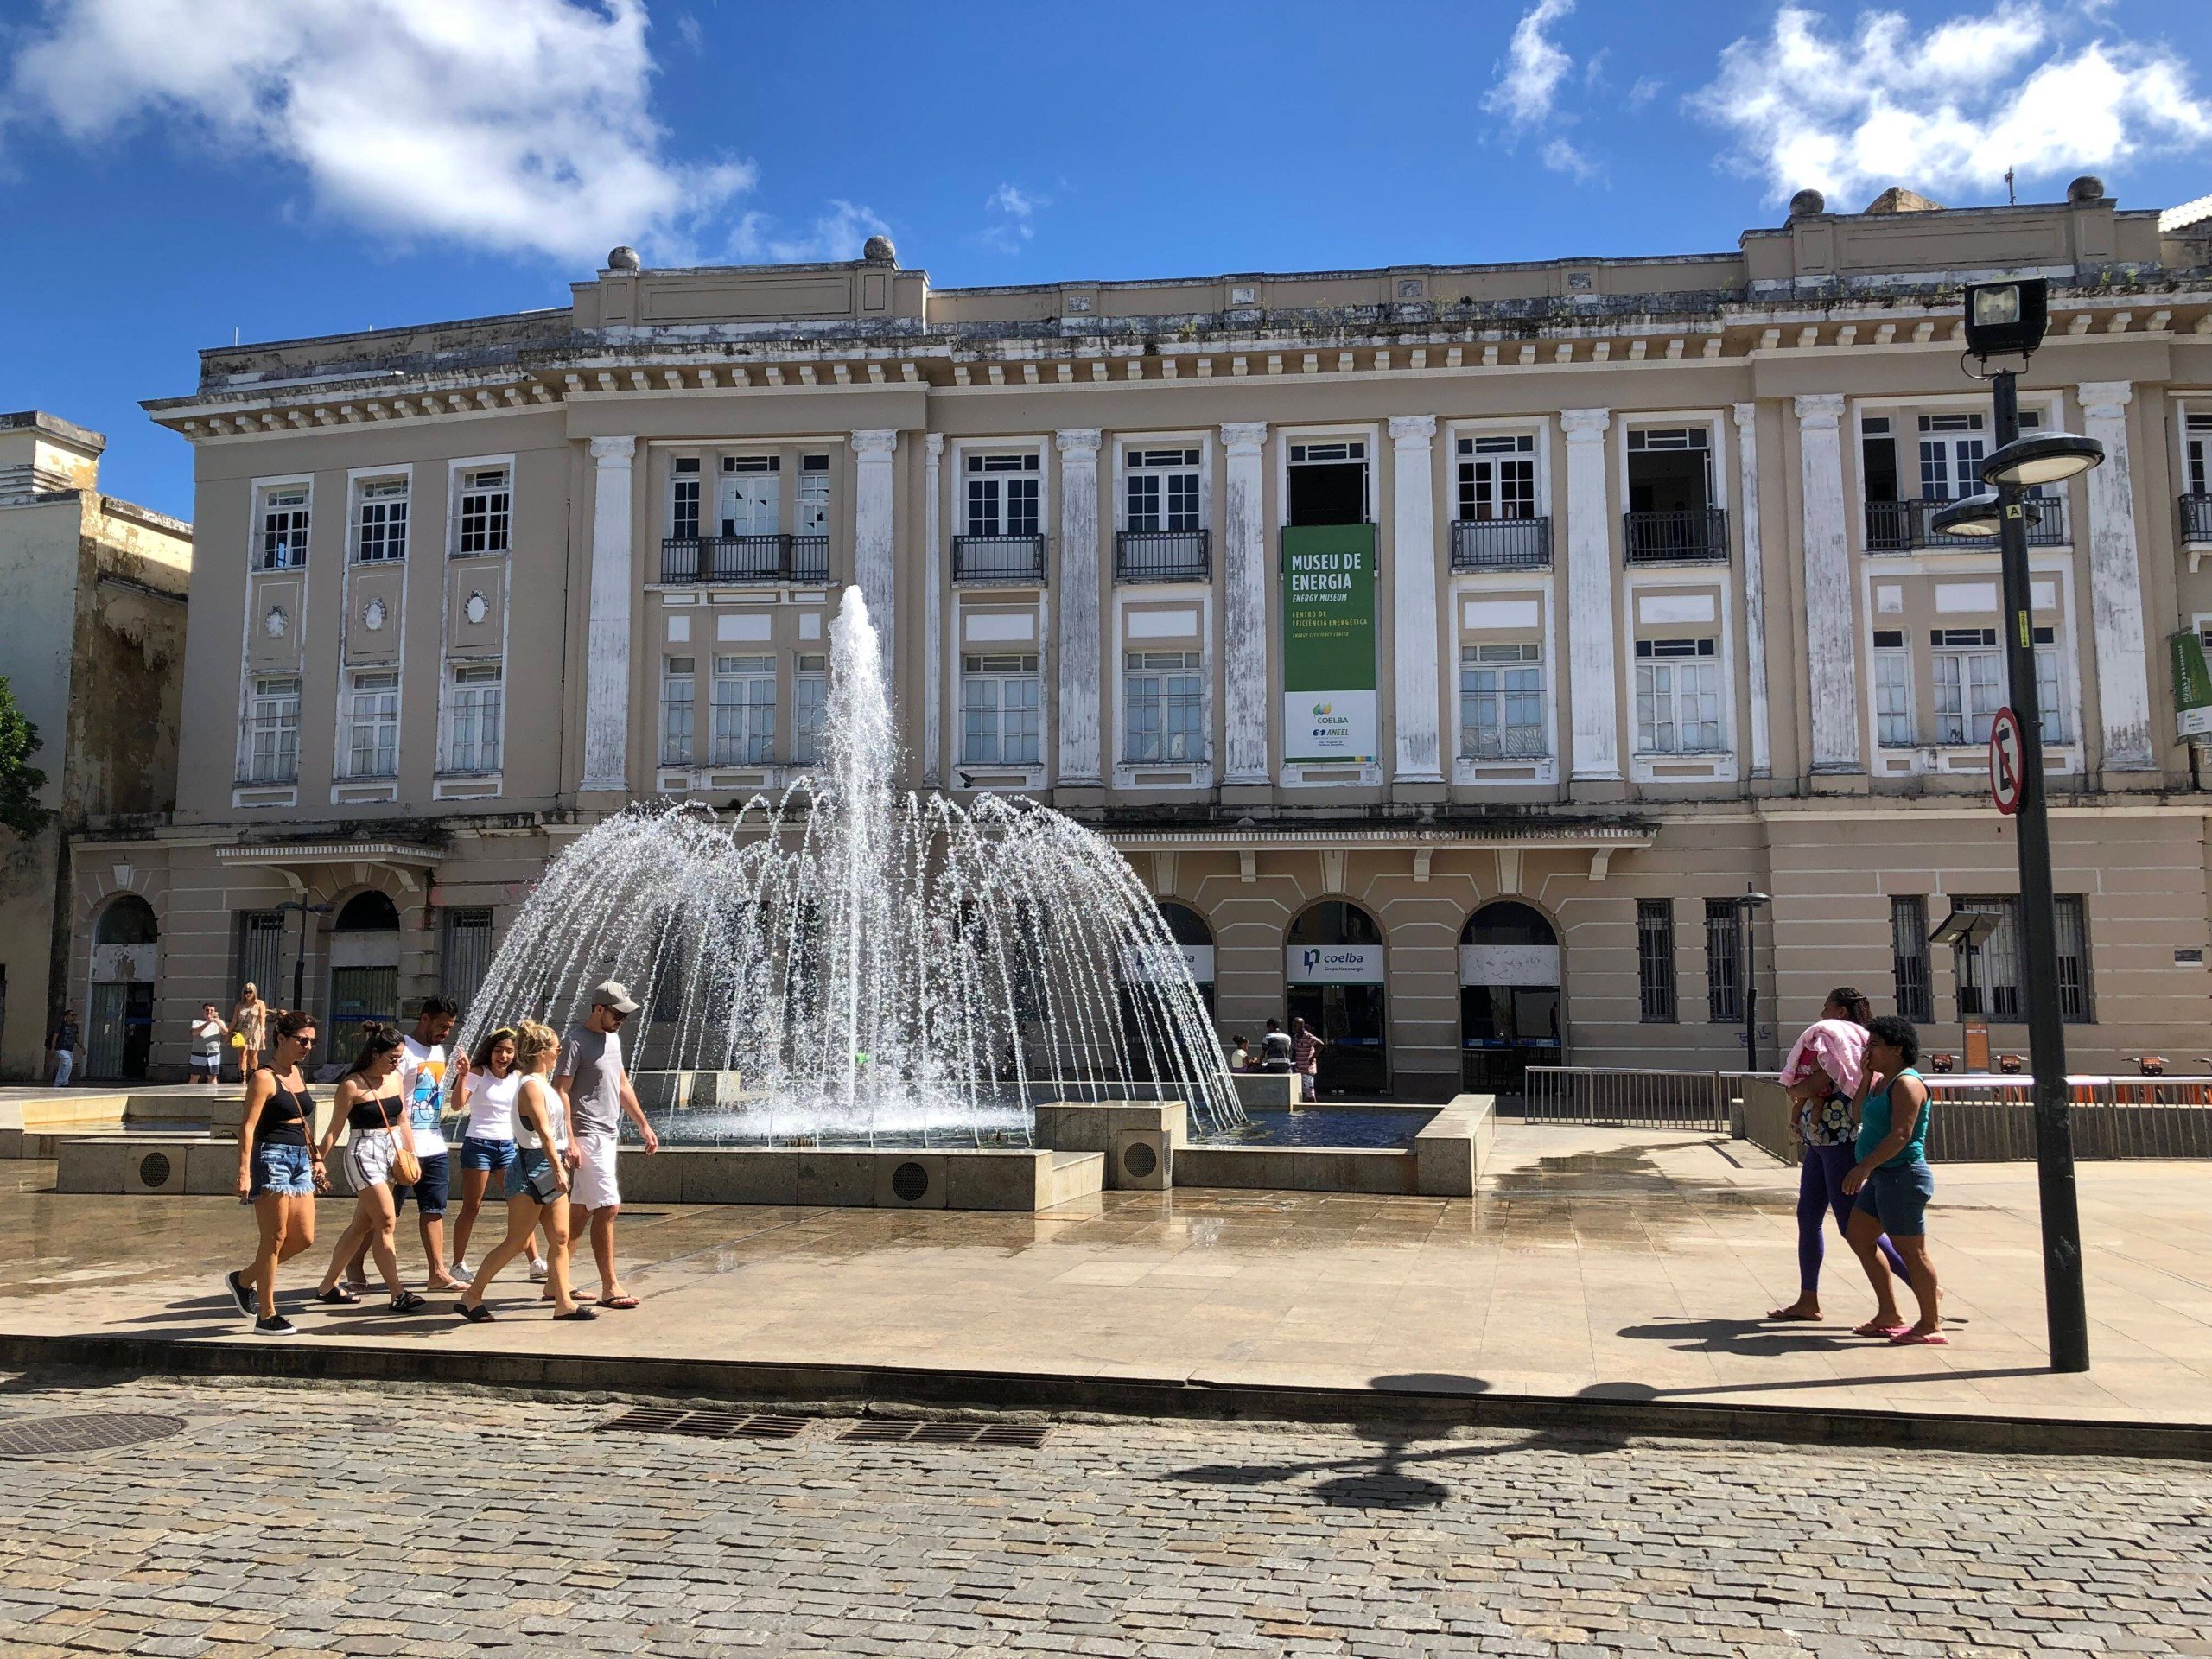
[1460,900,1556,947]
[1287,900,1382,948]
[333,891,400,931]
[94,894,159,945]
[1155,901,1212,948]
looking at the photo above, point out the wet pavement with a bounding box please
[0,1125,2207,1431]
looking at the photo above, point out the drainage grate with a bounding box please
[889,1160,931,1202]
[601,1408,809,1440]
[139,1152,173,1188]
[1122,1141,1158,1179]
[0,1413,187,1459]
[839,1420,1051,1448]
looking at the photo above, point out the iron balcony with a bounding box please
[2181,493,2212,546]
[1623,505,1729,564]
[1450,516,1552,571]
[660,534,831,585]
[1865,495,2071,552]
[1114,528,1210,582]
[952,533,1049,584]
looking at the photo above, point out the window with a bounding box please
[962,652,1041,766]
[1287,440,1369,525]
[796,454,830,536]
[1625,427,1712,515]
[1891,895,1932,1020]
[238,911,285,997]
[2035,630,2065,744]
[966,454,1040,537]
[1456,433,1537,520]
[1862,416,1900,505]
[720,455,779,537]
[1125,448,1201,532]
[343,670,399,779]
[2054,894,2093,1022]
[1917,412,1985,501]
[1872,629,1914,747]
[710,654,776,766]
[455,467,511,555]
[1954,894,2093,1022]
[443,663,503,774]
[1637,899,1677,1023]
[1704,900,1742,1023]
[1930,628,2000,745]
[444,909,494,1008]
[242,675,300,783]
[1634,639,1724,754]
[2188,412,2211,496]
[354,478,408,563]
[1459,643,1546,759]
[257,485,309,570]
[792,653,828,766]
[671,457,701,541]
[1124,651,1203,762]
[660,657,696,766]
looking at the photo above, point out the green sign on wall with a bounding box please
[2173,628,2212,738]
[1281,524,1378,764]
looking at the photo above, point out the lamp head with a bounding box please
[1928,493,2006,539]
[1981,430,2105,489]
[1963,277,2049,360]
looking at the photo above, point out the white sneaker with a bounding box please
[448,1258,474,1281]
[528,1259,550,1281]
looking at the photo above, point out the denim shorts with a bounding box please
[390,1150,450,1217]
[458,1135,518,1173]
[1854,1159,1936,1237]
[505,1148,564,1204]
[250,1142,315,1199]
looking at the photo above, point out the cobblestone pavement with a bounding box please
[0,1376,2207,1657]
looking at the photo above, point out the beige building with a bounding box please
[1,412,191,1080]
[77,179,2212,1096]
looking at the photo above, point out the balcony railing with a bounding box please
[659,534,830,585]
[2182,493,2212,546]
[1623,506,1729,564]
[1451,516,1552,571]
[953,533,1048,584]
[1865,495,2070,552]
[1115,528,1210,582]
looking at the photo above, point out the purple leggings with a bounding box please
[1799,1141,1910,1294]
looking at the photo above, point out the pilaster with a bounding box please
[1220,422,1269,785]
[1560,408,1618,780]
[851,429,899,687]
[1795,392,1860,773]
[1055,428,1104,787]
[1733,402,1773,779]
[1387,415,1443,786]
[922,433,944,787]
[581,435,635,792]
[2076,382,2155,771]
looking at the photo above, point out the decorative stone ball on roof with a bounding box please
[2068,175,2106,203]
[607,245,642,272]
[1788,188,1826,219]
[862,234,896,265]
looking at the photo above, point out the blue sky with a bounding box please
[3,0,2209,521]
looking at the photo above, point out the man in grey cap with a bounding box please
[552,981,660,1309]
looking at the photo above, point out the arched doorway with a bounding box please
[1116,900,1217,1082]
[87,894,159,1080]
[1286,900,1388,1096]
[1459,900,1562,1095]
[1156,901,1215,1014]
[327,890,401,1059]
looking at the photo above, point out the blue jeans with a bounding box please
[390,1151,450,1217]
[1854,1159,1936,1238]
[250,1142,315,1199]
[458,1135,518,1173]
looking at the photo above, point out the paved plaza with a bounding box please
[0,1372,2207,1656]
[0,1125,2207,1435]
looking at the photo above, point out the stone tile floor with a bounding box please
[0,1127,2207,1427]
[0,1373,2207,1656]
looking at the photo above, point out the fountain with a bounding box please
[457,587,1243,1149]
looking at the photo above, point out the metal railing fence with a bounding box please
[1521,1066,1732,1130]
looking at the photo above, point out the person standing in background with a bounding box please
[188,1003,229,1090]
[553,982,659,1312]
[344,996,468,1294]
[232,983,269,1081]
[46,1007,79,1088]
[1289,1016,1321,1103]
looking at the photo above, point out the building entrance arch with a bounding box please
[327,890,401,1060]
[1459,900,1562,1095]
[87,894,159,1080]
[1286,900,1388,1096]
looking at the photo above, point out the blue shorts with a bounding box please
[390,1150,450,1217]
[1854,1160,1935,1238]
[505,1148,563,1203]
[250,1142,315,1199]
[458,1135,518,1173]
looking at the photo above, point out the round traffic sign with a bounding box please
[1989,705,2024,815]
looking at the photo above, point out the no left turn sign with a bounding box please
[1989,705,2024,816]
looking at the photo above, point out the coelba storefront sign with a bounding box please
[1281,524,1378,765]
[1286,944,1386,984]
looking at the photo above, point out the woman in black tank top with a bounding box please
[314,1025,425,1314]
[229,1010,325,1333]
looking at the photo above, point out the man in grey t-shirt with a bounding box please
[554,981,659,1309]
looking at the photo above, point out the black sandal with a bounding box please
[454,1301,494,1323]
[388,1291,428,1314]
[315,1285,360,1306]
[553,1306,598,1321]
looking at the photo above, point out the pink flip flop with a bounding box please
[1889,1330,1951,1346]
[1854,1320,1909,1338]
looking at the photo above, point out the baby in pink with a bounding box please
[1779,1019,1870,1147]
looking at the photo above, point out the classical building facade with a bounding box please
[73,180,2212,1095]
[1,412,191,1080]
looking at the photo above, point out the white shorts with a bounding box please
[345,1128,399,1192]
[570,1131,620,1211]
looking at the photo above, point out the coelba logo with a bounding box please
[1301,948,1322,970]
[1311,701,1332,715]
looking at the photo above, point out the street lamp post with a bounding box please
[1735,889,1770,1072]
[1930,277,2104,1373]
[276,899,333,1016]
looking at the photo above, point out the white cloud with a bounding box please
[675,10,704,54]
[1,0,755,265]
[727,200,893,264]
[982,181,1040,254]
[1541,138,1599,181]
[1626,75,1664,111]
[1691,3,2212,203]
[1484,0,1576,128]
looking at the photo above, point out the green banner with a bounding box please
[2172,628,2212,738]
[1281,524,1378,764]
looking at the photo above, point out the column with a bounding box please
[582,435,635,791]
[1388,415,1443,783]
[1056,428,1104,787]
[1560,408,1618,780]
[1733,402,1773,779]
[851,429,898,686]
[1794,393,1860,772]
[2077,381,2155,771]
[922,433,945,786]
[1220,422,1269,784]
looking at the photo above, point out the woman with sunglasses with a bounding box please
[455,1020,593,1321]
[226,1008,322,1336]
[313,1023,428,1314]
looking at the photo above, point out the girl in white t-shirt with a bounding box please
[448,1027,544,1283]
[454,1020,590,1322]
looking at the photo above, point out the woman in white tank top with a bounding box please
[455,1020,590,1322]
[448,1029,545,1284]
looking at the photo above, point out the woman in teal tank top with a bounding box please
[1840,1014,1944,1344]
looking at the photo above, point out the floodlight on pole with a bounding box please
[1927,493,2046,540]
[1981,431,2105,489]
